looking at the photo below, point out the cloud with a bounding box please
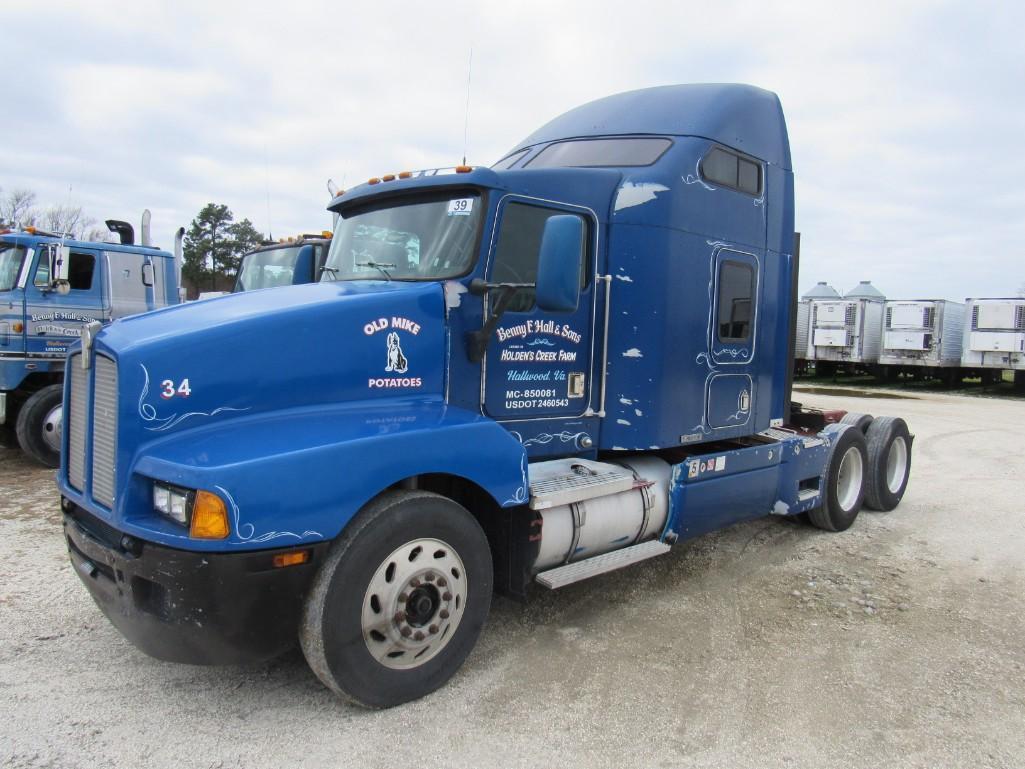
[3,0,1023,299]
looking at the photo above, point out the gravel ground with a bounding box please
[1,387,1023,769]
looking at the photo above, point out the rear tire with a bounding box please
[808,425,869,532]
[863,416,912,511]
[300,490,492,708]
[839,411,873,434]
[15,384,63,468]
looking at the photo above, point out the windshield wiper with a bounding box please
[321,266,340,279]
[356,261,395,281]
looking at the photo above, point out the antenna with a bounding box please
[461,47,473,166]
[263,143,273,240]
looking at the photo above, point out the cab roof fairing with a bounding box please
[328,167,507,214]
[503,83,792,172]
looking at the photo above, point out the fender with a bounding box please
[118,396,528,552]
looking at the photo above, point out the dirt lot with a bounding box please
[1,387,1023,769]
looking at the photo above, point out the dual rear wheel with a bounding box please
[808,415,912,532]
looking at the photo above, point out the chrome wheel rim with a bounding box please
[361,538,467,670]
[886,436,908,494]
[836,445,864,513]
[42,404,63,454]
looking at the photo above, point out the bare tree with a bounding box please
[40,204,96,239]
[0,188,38,228]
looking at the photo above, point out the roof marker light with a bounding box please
[398,171,412,179]
[455,165,472,173]
[368,177,381,185]
[382,174,396,182]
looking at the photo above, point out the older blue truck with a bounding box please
[59,84,913,708]
[0,222,180,465]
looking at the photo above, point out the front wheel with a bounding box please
[300,490,493,708]
[15,384,63,467]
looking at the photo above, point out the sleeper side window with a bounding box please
[700,147,762,196]
[717,261,755,342]
[490,202,589,313]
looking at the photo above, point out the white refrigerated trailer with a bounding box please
[806,281,885,375]
[961,297,1025,385]
[795,282,840,374]
[879,300,965,383]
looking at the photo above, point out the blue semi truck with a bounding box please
[59,84,913,708]
[1,220,181,466]
[232,233,332,292]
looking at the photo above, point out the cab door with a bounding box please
[24,247,104,360]
[481,197,599,421]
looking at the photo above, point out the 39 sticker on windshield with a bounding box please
[447,198,474,216]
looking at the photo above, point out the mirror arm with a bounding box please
[466,283,528,363]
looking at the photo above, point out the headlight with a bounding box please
[153,482,191,525]
[152,482,229,539]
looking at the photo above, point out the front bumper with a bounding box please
[63,499,330,665]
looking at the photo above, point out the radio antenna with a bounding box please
[461,47,473,166]
[263,143,273,240]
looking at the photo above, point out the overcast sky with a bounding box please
[4,0,1023,299]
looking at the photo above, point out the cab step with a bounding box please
[535,540,671,589]
[528,458,636,511]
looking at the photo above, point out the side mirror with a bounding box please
[141,261,155,287]
[293,244,315,284]
[535,215,583,313]
[46,244,71,293]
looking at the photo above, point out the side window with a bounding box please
[491,202,588,312]
[700,147,762,196]
[717,261,755,341]
[34,251,96,290]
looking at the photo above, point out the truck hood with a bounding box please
[92,280,447,439]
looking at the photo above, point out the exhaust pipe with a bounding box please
[174,226,186,301]
[140,209,152,247]
[105,219,135,245]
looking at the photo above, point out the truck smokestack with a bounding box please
[105,220,135,245]
[140,209,152,247]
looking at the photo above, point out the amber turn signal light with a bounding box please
[272,550,311,568]
[191,490,230,539]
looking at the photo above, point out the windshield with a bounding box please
[323,193,481,282]
[235,246,301,291]
[0,244,27,291]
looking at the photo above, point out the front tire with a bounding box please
[808,425,869,532]
[300,490,493,708]
[15,384,63,467]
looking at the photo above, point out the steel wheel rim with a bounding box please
[361,537,467,670]
[836,445,864,513]
[886,436,908,494]
[42,404,62,453]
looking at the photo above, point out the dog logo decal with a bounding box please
[385,332,409,374]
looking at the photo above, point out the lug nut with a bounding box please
[393,612,405,623]
[414,631,425,641]
[442,591,452,601]
[440,609,450,619]
[429,624,439,634]
[398,592,409,602]
[424,573,435,582]
[437,577,447,588]
[400,627,412,637]
[410,578,421,587]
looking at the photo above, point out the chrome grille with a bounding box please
[91,355,118,508]
[67,354,87,491]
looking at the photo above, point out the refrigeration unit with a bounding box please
[806,281,885,373]
[879,300,965,380]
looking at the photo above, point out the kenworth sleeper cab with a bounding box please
[1,221,180,465]
[59,84,913,708]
